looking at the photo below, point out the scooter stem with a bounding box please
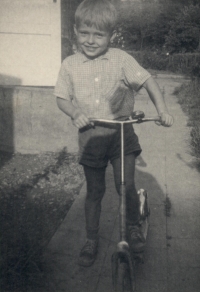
[120,123,126,242]
[120,123,125,184]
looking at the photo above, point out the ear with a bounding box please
[74,25,78,36]
[110,31,117,43]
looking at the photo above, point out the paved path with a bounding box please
[44,74,200,292]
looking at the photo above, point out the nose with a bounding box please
[87,34,95,44]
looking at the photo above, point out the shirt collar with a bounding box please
[77,48,111,63]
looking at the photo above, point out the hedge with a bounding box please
[128,51,200,75]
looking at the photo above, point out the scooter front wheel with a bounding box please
[112,252,135,292]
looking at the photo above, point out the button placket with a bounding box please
[94,75,100,106]
[93,60,101,110]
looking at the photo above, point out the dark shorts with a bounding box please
[78,122,142,168]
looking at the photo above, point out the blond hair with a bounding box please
[75,0,118,33]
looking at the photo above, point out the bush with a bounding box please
[128,50,169,71]
[175,79,200,167]
[127,50,200,75]
[168,53,200,74]
[190,63,200,79]
[165,4,200,53]
[190,125,200,160]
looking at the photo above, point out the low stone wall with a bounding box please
[0,86,78,154]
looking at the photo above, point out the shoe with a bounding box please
[128,225,146,253]
[78,239,98,267]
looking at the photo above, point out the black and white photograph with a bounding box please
[0,0,200,291]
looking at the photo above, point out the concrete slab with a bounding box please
[44,74,200,292]
[167,238,200,292]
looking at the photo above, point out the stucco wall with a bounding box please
[0,86,78,154]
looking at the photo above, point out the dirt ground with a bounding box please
[0,148,84,291]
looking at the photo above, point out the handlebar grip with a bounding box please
[155,117,162,125]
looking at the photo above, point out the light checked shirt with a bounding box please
[54,48,151,119]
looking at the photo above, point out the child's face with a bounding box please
[74,23,115,59]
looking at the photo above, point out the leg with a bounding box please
[79,165,106,267]
[79,166,106,267]
[112,153,139,225]
[83,165,106,240]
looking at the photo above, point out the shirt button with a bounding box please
[96,100,99,104]
[95,77,98,82]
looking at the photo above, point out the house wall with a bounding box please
[0,0,61,86]
[0,86,78,154]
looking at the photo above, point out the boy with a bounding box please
[54,0,173,267]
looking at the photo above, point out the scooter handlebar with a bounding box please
[89,114,161,125]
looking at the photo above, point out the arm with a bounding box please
[143,77,174,127]
[56,97,91,129]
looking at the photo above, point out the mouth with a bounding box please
[84,46,98,52]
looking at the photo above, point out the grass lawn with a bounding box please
[0,148,84,291]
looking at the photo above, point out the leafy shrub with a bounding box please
[128,50,169,70]
[175,79,200,166]
[114,1,171,51]
[190,125,200,160]
[190,63,200,78]
[127,50,200,75]
[165,4,200,53]
[168,53,200,74]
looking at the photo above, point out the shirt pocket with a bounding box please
[99,71,120,98]
[73,72,95,105]
[98,61,120,97]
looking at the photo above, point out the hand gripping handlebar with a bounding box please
[89,110,161,125]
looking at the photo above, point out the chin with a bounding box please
[84,52,100,59]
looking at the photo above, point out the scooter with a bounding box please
[91,111,160,291]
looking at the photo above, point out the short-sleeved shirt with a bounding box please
[54,48,151,120]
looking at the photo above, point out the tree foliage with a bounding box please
[114,0,200,53]
[165,4,200,53]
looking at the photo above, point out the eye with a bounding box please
[79,31,87,36]
[96,33,104,38]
